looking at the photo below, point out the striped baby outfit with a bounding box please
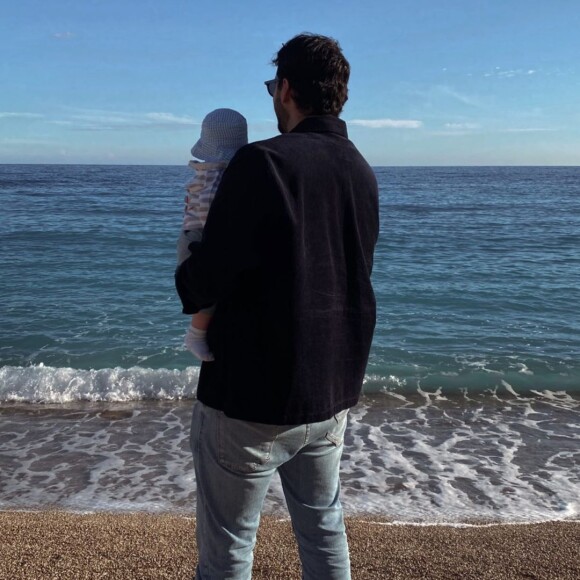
[182,160,228,231]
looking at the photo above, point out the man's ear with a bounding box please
[279,78,292,103]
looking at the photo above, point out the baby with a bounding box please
[177,108,248,361]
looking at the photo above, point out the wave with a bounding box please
[0,364,199,404]
[1,363,579,405]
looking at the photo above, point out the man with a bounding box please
[176,33,379,579]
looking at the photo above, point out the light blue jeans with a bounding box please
[190,401,351,580]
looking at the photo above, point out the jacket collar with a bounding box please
[290,115,348,138]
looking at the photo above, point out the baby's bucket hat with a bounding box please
[191,108,248,163]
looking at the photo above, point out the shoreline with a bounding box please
[2,507,579,527]
[1,511,579,579]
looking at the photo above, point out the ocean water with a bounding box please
[1,164,579,523]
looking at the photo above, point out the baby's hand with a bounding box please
[184,327,214,362]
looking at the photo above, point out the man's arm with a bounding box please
[175,146,278,314]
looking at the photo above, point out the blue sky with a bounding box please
[1,0,579,165]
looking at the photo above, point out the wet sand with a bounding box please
[0,512,578,579]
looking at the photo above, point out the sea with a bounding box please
[1,164,579,524]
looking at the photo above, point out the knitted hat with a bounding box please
[191,108,248,163]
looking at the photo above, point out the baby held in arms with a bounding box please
[177,108,248,361]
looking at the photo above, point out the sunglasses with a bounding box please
[264,78,278,97]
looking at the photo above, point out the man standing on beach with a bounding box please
[175,33,379,579]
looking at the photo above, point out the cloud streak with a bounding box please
[435,86,484,108]
[431,125,556,137]
[349,118,422,129]
[444,122,480,130]
[500,127,555,133]
[53,32,75,40]
[0,112,43,120]
[484,68,536,78]
[51,109,198,131]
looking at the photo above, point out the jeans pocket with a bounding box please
[324,409,349,447]
[217,412,280,474]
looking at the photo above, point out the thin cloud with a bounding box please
[0,112,43,120]
[144,112,198,125]
[484,68,536,78]
[430,130,478,137]
[500,127,554,133]
[51,109,198,131]
[431,125,556,137]
[349,119,422,129]
[53,32,75,39]
[444,122,480,130]
[436,86,484,108]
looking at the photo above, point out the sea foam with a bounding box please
[0,364,199,403]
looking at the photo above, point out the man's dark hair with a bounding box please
[272,33,350,116]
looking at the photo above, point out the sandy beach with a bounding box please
[0,512,578,579]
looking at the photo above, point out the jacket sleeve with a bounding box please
[175,145,279,314]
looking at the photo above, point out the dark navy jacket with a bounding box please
[175,115,379,424]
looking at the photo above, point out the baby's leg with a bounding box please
[191,310,212,330]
